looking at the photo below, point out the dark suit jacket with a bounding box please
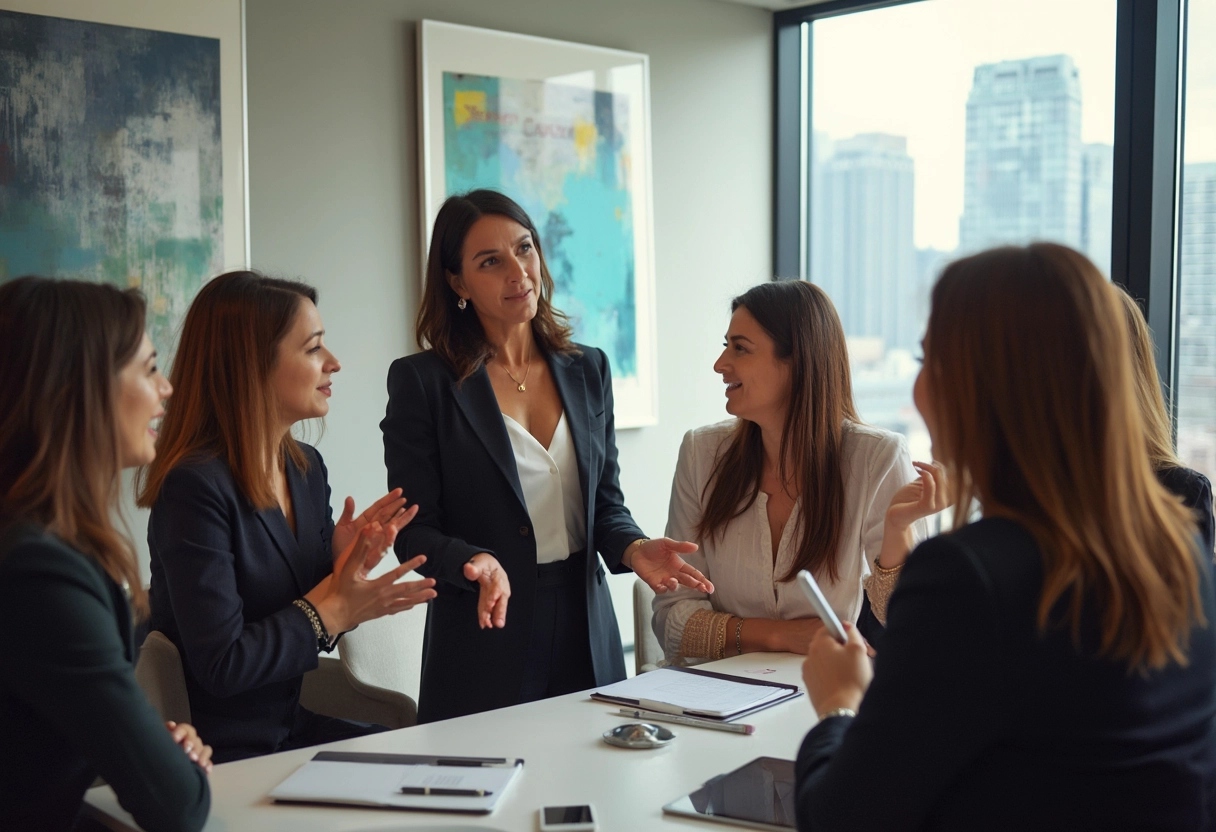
[795,517,1216,832]
[148,446,334,760]
[0,521,209,832]
[382,346,643,722]
[1161,465,1215,558]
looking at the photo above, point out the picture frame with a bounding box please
[418,19,658,428]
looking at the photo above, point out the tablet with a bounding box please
[662,756,796,831]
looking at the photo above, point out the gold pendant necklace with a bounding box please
[500,349,532,392]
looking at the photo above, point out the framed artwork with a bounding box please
[418,20,658,428]
[0,1,247,365]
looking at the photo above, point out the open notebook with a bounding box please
[269,752,523,814]
[592,666,801,721]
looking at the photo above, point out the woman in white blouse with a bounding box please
[653,280,933,664]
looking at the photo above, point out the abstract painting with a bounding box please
[0,10,223,357]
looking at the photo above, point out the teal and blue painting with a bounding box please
[0,10,222,354]
[444,71,638,380]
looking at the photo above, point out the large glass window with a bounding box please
[1177,0,1216,482]
[805,0,1117,458]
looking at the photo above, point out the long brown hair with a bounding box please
[926,244,1202,670]
[138,271,316,511]
[697,281,859,583]
[416,190,576,381]
[1115,287,1182,470]
[0,276,148,614]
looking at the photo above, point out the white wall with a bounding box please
[243,0,773,647]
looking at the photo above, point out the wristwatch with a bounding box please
[819,707,857,720]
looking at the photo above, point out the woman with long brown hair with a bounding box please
[652,280,932,663]
[382,190,711,722]
[1117,287,1214,555]
[796,245,1216,831]
[139,271,436,761]
[0,276,210,832]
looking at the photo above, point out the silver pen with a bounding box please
[617,708,756,735]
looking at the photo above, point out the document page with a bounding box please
[595,668,792,717]
[270,759,520,813]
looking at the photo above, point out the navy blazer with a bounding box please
[796,518,1216,832]
[148,446,334,760]
[382,345,643,722]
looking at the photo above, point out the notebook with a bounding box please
[269,752,523,814]
[591,666,801,721]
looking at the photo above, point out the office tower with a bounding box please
[1178,162,1216,479]
[1081,143,1114,276]
[959,55,1084,254]
[812,132,916,351]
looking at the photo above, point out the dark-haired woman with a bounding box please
[653,281,934,663]
[140,271,436,762]
[382,190,712,722]
[797,245,1216,831]
[0,276,210,832]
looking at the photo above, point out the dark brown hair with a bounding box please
[926,244,1201,670]
[416,190,576,381]
[0,276,148,614]
[138,271,316,511]
[697,280,860,583]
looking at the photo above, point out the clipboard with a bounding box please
[591,666,802,722]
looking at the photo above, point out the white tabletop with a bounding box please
[85,653,816,832]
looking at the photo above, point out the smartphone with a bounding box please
[796,569,848,645]
[539,804,597,831]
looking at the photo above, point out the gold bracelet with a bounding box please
[713,612,730,660]
[873,557,904,574]
[735,618,745,656]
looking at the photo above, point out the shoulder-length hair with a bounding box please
[0,276,148,615]
[138,271,316,511]
[416,189,576,381]
[926,243,1202,671]
[697,280,859,583]
[1115,287,1181,470]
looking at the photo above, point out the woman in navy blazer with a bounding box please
[796,245,1216,831]
[140,272,436,762]
[383,190,713,723]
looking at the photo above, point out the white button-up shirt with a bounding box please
[652,419,923,663]
[502,412,586,563]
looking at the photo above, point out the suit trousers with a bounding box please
[519,557,598,703]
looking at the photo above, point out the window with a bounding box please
[1176,0,1216,481]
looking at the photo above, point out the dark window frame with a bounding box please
[774,0,1188,409]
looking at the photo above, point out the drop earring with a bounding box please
[457,297,468,311]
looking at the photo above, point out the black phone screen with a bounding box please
[544,805,594,824]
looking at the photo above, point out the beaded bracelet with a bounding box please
[293,598,335,653]
[735,618,745,656]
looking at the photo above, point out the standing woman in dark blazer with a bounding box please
[383,190,713,722]
[0,277,210,832]
[796,245,1216,831]
[139,272,437,762]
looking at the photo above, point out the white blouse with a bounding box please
[502,412,586,563]
[652,419,924,663]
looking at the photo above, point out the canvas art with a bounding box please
[0,10,223,356]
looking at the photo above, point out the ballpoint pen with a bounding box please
[617,708,756,735]
[435,758,524,767]
[400,786,493,796]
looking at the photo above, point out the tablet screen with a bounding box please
[664,756,796,830]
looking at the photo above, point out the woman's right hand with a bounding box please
[879,460,949,569]
[463,553,510,629]
[306,523,437,634]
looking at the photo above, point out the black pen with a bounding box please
[400,786,492,797]
[435,758,522,768]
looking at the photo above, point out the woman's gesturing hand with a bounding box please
[165,721,213,774]
[879,460,949,569]
[463,553,510,629]
[627,538,714,595]
[331,488,419,559]
[802,621,872,717]
[308,523,437,634]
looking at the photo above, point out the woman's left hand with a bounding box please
[802,621,872,717]
[332,488,418,561]
[627,538,714,594]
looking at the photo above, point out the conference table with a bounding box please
[85,652,815,832]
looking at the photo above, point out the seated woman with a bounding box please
[138,271,436,762]
[797,244,1216,831]
[652,280,929,664]
[1117,286,1214,555]
[0,277,210,832]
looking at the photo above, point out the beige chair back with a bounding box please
[134,631,192,725]
[633,579,664,674]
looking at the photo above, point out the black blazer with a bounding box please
[1161,465,1215,558]
[795,518,1216,832]
[0,522,209,832]
[148,446,334,761]
[382,346,643,722]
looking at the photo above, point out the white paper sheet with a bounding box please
[269,760,521,813]
[594,668,792,717]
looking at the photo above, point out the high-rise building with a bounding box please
[959,55,1084,254]
[1178,162,1216,479]
[811,132,917,351]
[1081,142,1113,276]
